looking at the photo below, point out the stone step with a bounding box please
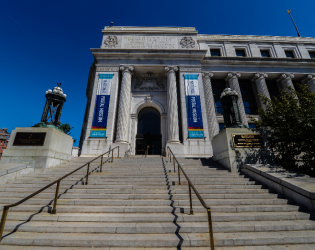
[3,220,315,234]
[2,230,315,247]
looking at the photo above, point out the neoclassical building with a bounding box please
[79,26,315,157]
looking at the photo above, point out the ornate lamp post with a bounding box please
[220,87,246,129]
[34,83,67,130]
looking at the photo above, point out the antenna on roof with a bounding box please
[110,22,114,26]
[287,10,301,37]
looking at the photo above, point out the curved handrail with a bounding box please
[166,146,214,250]
[0,146,119,241]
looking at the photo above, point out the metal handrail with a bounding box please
[166,146,215,250]
[0,146,120,241]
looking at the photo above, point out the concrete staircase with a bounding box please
[0,155,315,249]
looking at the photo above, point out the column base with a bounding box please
[166,142,184,157]
[114,139,129,144]
[167,139,181,144]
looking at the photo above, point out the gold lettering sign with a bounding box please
[13,132,46,146]
[232,133,264,148]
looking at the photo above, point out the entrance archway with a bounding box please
[136,107,162,155]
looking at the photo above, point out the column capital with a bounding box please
[225,72,241,82]
[165,66,178,75]
[277,73,294,82]
[120,66,134,74]
[302,74,315,83]
[251,73,268,82]
[202,72,214,78]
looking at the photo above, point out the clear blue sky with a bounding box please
[1,0,314,146]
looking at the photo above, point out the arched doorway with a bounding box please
[136,107,162,155]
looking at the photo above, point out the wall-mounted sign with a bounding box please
[232,133,264,148]
[90,74,113,138]
[184,74,204,138]
[13,132,46,146]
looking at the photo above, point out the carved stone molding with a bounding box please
[120,66,134,75]
[96,67,119,72]
[134,72,165,91]
[179,27,196,31]
[225,72,241,82]
[145,95,153,103]
[180,68,201,72]
[180,37,196,48]
[197,34,315,42]
[103,36,118,48]
[251,73,268,82]
[277,73,294,83]
[165,66,178,75]
[302,74,315,83]
[105,27,123,30]
[202,72,214,78]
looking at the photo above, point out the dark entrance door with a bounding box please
[136,108,162,155]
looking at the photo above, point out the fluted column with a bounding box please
[225,73,248,126]
[303,74,315,93]
[251,73,270,109]
[202,72,219,140]
[165,66,180,143]
[115,66,134,143]
[277,73,295,92]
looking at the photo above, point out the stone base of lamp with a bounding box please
[212,128,275,173]
[1,127,73,169]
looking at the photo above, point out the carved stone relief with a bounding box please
[180,37,196,48]
[103,36,118,48]
[133,72,166,91]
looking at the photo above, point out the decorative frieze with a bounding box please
[180,37,196,48]
[180,68,201,72]
[96,67,119,72]
[134,73,165,91]
[103,36,118,48]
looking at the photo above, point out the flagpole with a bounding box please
[287,10,301,37]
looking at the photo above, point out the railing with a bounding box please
[166,146,215,250]
[0,146,120,241]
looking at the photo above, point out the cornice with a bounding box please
[102,26,197,34]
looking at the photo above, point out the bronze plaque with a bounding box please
[13,132,46,146]
[232,133,264,148]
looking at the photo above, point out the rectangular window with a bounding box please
[215,101,223,114]
[219,123,225,131]
[309,51,315,58]
[243,101,251,114]
[260,50,270,58]
[285,50,294,58]
[210,49,221,56]
[236,50,246,57]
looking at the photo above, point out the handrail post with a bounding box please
[170,151,171,162]
[118,147,119,158]
[178,165,181,185]
[189,184,194,215]
[207,208,215,250]
[0,206,9,242]
[111,149,114,163]
[52,181,60,214]
[85,163,90,185]
[100,155,103,172]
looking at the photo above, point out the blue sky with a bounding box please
[1,0,314,146]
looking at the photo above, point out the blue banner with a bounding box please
[90,74,113,138]
[184,74,204,138]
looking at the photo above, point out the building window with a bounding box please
[266,80,281,99]
[285,50,294,58]
[243,101,251,114]
[210,48,221,56]
[260,50,270,58]
[239,80,258,114]
[215,101,223,114]
[219,123,225,131]
[248,123,256,129]
[236,49,246,57]
[309,51,315,58]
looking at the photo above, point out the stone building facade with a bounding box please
[79,26,315,157]
[0,128,10,159]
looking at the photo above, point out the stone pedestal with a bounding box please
[1,127,73,169]
[166,142,184,157]
[212,128,275,172]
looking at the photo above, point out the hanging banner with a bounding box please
[90,74,113,137]
[185,74,204,138]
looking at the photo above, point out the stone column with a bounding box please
[130,114,137,155]
[115,66,134,143]
[225,73,248,126]
[165,66,180,143]
[202,72,219,140]
[303,74,315,93]
[251,73,270,109]
[277,73,295,92]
